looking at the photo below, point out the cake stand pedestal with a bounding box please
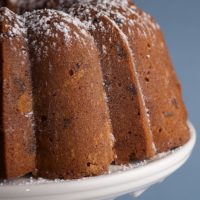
[0,122,196,200]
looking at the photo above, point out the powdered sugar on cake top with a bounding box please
[0,7,90,44]
[24,9,89,42]
[0,7,26,38]
[66,0,160,39]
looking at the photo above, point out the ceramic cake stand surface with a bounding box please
[0,122,196,200]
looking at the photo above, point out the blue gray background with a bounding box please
[118,0,200,200]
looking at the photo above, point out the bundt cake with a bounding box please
[0,0,190,180]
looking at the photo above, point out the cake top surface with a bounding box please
[0,0,161,40]
[64,0,160,38]
[24,9,88,38]
[0,7,89,41]
[0,7,26,37]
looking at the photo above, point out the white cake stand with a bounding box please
[0,122,196,200]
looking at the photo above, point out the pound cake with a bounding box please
[0,0,190,180]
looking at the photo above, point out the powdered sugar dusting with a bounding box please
[19,9,90,59]
[0,7,26,39]
[66,0,160,39]
[0,7,90,43]
[24,10,72,42]
[25,111,33,118]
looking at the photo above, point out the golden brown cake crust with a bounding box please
[65,0,189,159]
[25,10,114,179]
[0,8,114,180]
[117,1,190,152]
[0,8,36,179]
[65,2,156,164]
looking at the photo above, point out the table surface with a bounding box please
[118,0,200,200]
